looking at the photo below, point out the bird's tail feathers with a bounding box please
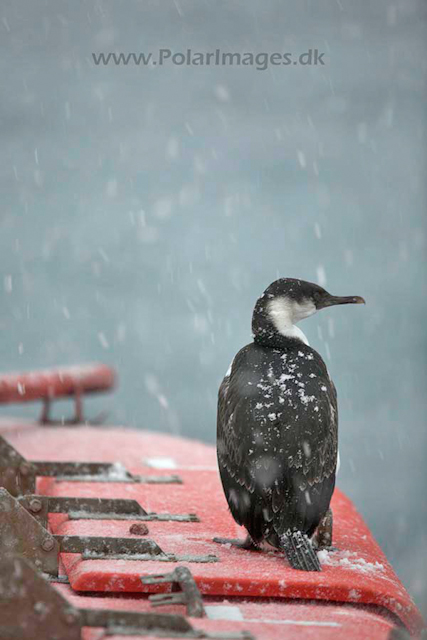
[281,530,321,572]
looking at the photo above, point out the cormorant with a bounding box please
[216,278,365,571]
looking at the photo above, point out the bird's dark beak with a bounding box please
[318,294,366,309]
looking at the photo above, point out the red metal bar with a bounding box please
[0,364,115,404]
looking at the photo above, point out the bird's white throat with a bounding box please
[267,296,316,345]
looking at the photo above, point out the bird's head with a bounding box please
[252,278,365,346]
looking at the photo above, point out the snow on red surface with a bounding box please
[2,423,425,636]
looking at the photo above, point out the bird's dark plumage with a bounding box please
[216,278,364,571]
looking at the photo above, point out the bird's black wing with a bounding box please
[217,345,268,537]
[269,352,338,540]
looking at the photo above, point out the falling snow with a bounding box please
[0,0,425,615]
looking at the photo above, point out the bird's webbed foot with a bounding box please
[312,508,337,551]
[213,534,260,551]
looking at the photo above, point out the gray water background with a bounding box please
[1,0,426,612]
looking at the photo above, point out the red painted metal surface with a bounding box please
[0,363,115,404]
[2,423,424,636]
[57,583,399,640]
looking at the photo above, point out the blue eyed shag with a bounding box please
[216,278,365,571]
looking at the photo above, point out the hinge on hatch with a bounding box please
[142,566,205,617]
[0,434,182,497]
[0,488,218,579]
[18,494,199,528]
[0,556,254,640]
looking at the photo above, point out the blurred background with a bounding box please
[1,0,426,612]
